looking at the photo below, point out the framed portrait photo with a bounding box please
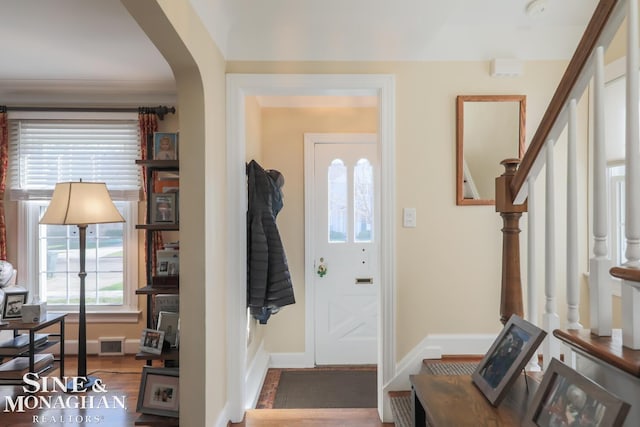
[524,358,630,427]
[136,367,179,418]
[1,288,29,320]
[471,314,547,406]
[139,328,165,355]
[150,193,176,224]
[153,132,178,160]
[157,311,179,347]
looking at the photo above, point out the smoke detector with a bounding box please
[526,0,547,17]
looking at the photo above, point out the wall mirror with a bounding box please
[456,94,526,206]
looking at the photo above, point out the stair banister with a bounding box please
[510,0,625,203]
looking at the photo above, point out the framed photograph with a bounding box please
[524,358,630,427]
[153,132,178,160]
[150,193,176,224]
[1,288,29,320]
[139,328,165,355]
[156,249,179,277]
[157,311,179,347]
[471,314,547,406]
[136,367,179,418]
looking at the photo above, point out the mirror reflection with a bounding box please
[456,95,526,205]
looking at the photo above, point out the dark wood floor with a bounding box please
[0,355,396,427]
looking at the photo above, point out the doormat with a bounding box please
[272,369,377,409]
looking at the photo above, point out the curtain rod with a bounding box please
[0,105,175,120]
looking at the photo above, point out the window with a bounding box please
[327,157,376,244]
[354,158,373,242]
[9,114,140,315]
[328,159,347,243]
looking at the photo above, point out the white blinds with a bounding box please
[9,119,141,201]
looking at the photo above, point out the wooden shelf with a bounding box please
[135,348,180,361]
[135,160,179,169]
[136,286,179,295]
[134,413,179,426]
[135,224,179,231]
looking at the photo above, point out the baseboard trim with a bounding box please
[245,342,270,409]
[269,352,314,368]
[384,333,494,392]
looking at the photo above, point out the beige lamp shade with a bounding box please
[39,181,125,225]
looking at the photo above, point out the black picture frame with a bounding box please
[524,358,630,427]
[1,288,29,320]
[150,193,176,224]
[471,314,547,406]
[136,367,179,418]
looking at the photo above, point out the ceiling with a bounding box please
[0,0,600,104]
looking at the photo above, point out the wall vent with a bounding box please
[98,337,125,356]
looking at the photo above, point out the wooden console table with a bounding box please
[410,373,539,426]
[0,313,66,384]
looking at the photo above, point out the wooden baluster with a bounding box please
[591,46,612,337]
[495,159,526,325]
[567,99,582,330]
[623,0,640,349]
[544,141,560,368]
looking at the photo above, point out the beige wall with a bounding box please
[227,60,569,359]
[124,1,228,426]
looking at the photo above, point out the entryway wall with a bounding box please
[244,98,378,362]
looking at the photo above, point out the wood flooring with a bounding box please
[0,355,395,427]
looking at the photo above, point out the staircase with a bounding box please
[493,0,640,425]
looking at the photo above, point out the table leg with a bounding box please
[60,317,65,378]
[412,386,426,427]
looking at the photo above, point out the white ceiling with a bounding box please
[0,0,600,104]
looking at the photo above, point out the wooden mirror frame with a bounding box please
[456,95,526,206]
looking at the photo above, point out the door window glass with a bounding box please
[354,158,374,242]
[328,159,347,242]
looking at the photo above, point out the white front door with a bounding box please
[311,136,379,365]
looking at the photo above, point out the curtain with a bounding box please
[138,111,164,280]
[0,109,8,260]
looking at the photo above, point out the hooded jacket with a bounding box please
[246,160,295,323]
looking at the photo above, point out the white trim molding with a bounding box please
[226,73,396,423]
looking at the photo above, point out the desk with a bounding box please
[0,313,66,383]
[410,373,539,426]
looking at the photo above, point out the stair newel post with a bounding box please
[495,158,527,325]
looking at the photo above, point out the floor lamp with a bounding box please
[40,181,124,391]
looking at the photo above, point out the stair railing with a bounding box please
[496,0,640,369]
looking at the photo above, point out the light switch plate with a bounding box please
[403,208,416,228]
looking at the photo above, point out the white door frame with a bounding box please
[304,132,379,365]
[226,74,396,421]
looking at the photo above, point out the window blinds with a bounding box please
[9,119,141,201]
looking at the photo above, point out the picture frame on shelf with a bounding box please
[471,314,547,406]
[152,132,178,160]
[524,358,630,427]
[136,367,179,418]
[157,311,179,347]
[153,295,179,325]
[1,288,29,320]
[150,193,176,224]
[139,328,165,355]
[156,249,179,277]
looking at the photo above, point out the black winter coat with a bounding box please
[246,160,295,323]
